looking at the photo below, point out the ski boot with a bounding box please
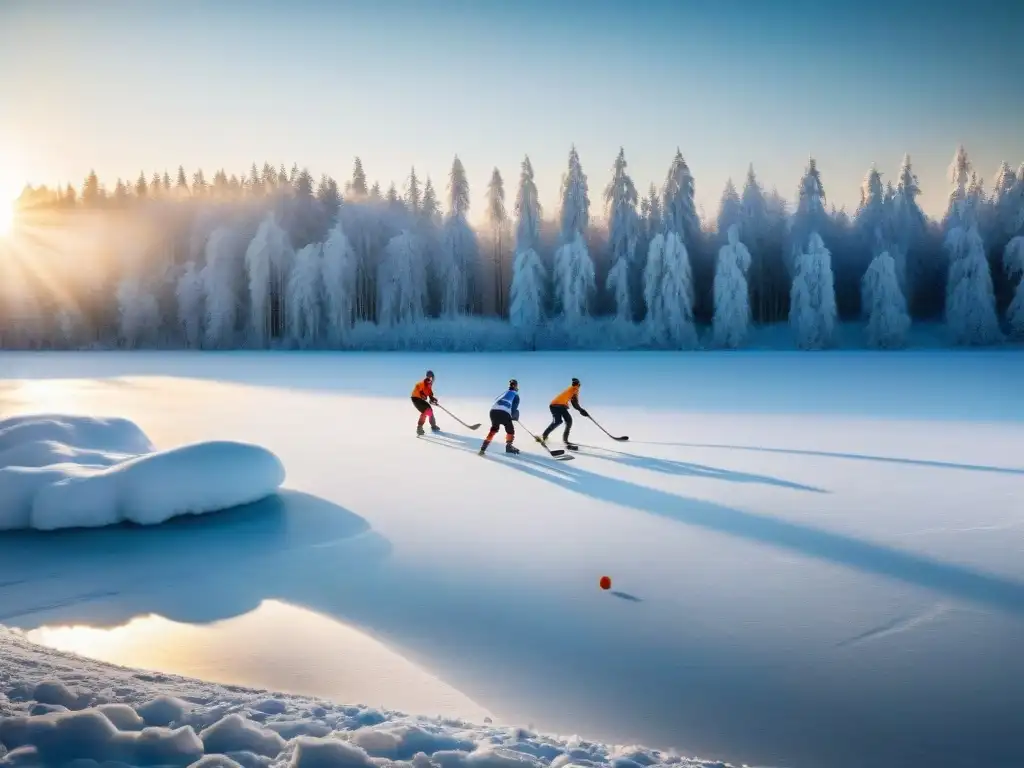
[478,441,490,456]
[416,425,425,436]
[431,424,442,433]
[505,443,520,455]
[564,439,579,451]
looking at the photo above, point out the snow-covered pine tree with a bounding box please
[944,145,972,231]
[643,231,696,348]
[175,166,189,196]
[245,212,293,347]
[202,227,241,349]
[943,219,1002,345]
[286,243,324,348]
[788,158,828,275]
[435,156,476,316]
[855,167,887,253]
[1004,235,1024,337]
[321,215,357,345]
[661,150,700,246]
[553,231,596,328]
[716,179,742,243]
[349,158,368,198]
[789,232,837,350]
[712,225,753,348]
[317,175,341,214]
[378,230,427,327]
[891,154,926,296]
[560,146,590,242]
[509,156,547,336]
[862,251,910,348]
[991,162,1018,238]
[421,178,441,226]
[553,147,595,327]
[176,261,204,347]
[604,148,639,321]
[486,168,509,316]
[406,167,422,216]
[740,165,775,320]
[116,275,161,348]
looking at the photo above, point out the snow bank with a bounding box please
[0,627,729,768]
[0,414,285,531]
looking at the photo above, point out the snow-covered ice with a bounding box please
[1,350,1022,768]
[0,413,285,530]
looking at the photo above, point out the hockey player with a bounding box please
[411,370,441,436]
[479,379,520,455]
[540,377,588,448]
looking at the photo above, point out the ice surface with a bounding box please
[0,414,285,531]
[1,350,1022,768]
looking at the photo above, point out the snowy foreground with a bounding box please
[1,626,721,768]
[1,350,1022,768]
[0,414,284,531]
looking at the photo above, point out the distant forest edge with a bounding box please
[5,145,1024,351]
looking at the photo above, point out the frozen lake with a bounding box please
[1,350,1022,768]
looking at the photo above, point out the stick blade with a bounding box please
[613,436,629,441]
[468,423,482,430]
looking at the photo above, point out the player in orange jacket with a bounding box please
[540,377,588,447]
[411,370,441,436]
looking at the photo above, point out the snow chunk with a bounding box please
[31,680,87,710]
[97,704,145,731]
[200,714,285,758]
[136,695,191,728]
[0,414,285,531]
[290,737,374,768]
[265,721,331,740]
[251,698,286,715]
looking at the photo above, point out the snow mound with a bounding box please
[0,414,285,531]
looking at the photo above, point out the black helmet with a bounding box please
[425,370,435,380]
[571,377,580,387]
[509,379,519,391]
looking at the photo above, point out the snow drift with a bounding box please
[0,414,285,531]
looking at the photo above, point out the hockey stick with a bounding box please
[433,403,481,431]
[515,421,568,458]
[586,414,629,441]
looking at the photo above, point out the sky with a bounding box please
[1,0,1022,224]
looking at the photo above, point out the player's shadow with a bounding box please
[573,444,825,493]
[425,433,1024,617]
[639,441,1024,476]
[0,490,392,631]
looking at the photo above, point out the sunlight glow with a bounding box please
[0,197,13,237]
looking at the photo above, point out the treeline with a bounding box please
[4,145,1023,352]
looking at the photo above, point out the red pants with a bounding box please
[411,397,436,427]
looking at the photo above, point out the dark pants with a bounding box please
[485,409,515,443]
[411,397,436,427]
[543,404,572,440]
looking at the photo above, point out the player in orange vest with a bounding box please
[411,370,441,436]
[540,377,588,448]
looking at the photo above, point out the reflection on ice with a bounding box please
[28,599,492,724]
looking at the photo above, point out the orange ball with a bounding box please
[599,575,612,590]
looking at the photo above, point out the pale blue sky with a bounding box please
[1,0,1021,222]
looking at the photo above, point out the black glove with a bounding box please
[430,396,438,404]
[579,409,590,418]
[511,411,520,421]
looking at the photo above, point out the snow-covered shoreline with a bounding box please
[0,626,730,768]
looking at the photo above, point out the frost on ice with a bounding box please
[0,414,285,531]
